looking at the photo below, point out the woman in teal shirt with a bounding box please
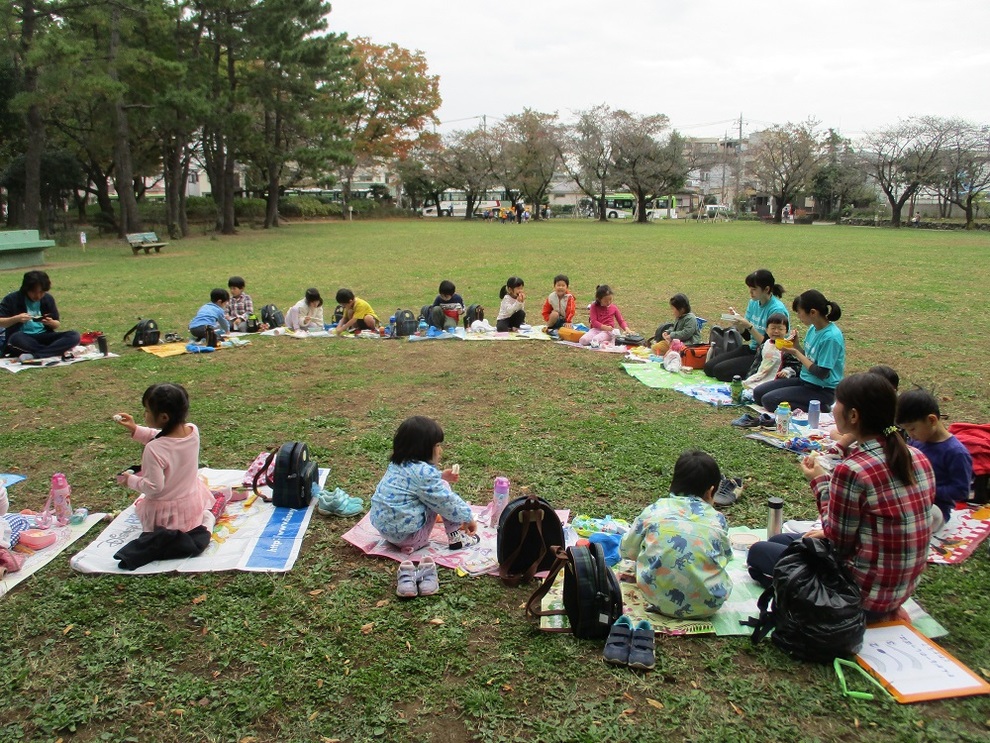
[754,289,845,412]
[705,268,788,381]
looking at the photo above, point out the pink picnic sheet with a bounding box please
[341,504,570,576]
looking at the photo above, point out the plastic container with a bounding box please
[492,476,510,526]
[774,402,792,436]
[416,318,428,336]
[388,315,396,337]
[50,473,72,527]
[730,375,743,404]
[767,497,784,538]
[807,400,821,431]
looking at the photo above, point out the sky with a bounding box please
[328,0,990,142]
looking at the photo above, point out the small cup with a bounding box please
[96,334,109,356]
[774,338,793,349]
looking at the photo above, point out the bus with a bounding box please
[421,190,509,217]
[601,193,635,219]
[644,196,678,220]
[587,193,678,220]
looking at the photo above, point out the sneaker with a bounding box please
[18,353,34,363]
[446,528,480,551]
[603,614,634,666]
[713,476,744,507]
[758,413,776,429]
[396,560,418,598]
[628,619,656,671]
[731,413,760,428]
[315,487,364,517]
[61,351,75,362]
[416,556,439,596]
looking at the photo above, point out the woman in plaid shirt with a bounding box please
[749,373,935,620]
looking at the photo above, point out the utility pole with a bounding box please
[735,112,743,212]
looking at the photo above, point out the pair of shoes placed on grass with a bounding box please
[396,556,439,598]
[730,412,775,429]
[713,476,744,507]
[315,486,364,517]
[603,614,655,670]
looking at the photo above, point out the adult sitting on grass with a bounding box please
[0,270,81,361]
[747,373,935,622]
[704,268,788,382]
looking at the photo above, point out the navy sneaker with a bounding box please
[628,619,656,671]
[603,615,634,666]
[731,413,759,428]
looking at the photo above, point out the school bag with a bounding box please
[497,494,565,586]
[743,536,865,663]
[122,318,160,347]
[261,304,284,328]
[525,542,623,639]
[250,442,319,509]
[463,304,485,328]
[393,308,418,337]
[245,314,261,333]
[706,325,744,360]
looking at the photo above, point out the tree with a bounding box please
[811,129,873,220]
[339,37,440,205]
[861,116,949,227]
[749,120,824,223]
[611,112,688,223]
[438,127,492,219]
[491,109,562,221]
[563,104,623,222]
[933,120,990,229]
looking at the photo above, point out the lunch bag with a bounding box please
[393,309,418,337]
[497,494,565,586]
[463,303,485,328]
[250,442,318,509]
[261,304,285,328]
[525,543,623,639]
[123,318,160,347]
[743,536,865,663]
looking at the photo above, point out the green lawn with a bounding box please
[1,219,988,742]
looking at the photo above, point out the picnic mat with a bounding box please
[539,527,947,638]
[341,504,571,577]
[556,340,628,353]
[929,503,990,564]
[70,467,327,574]
[1,513,105,598]
[140,338,251,357]
[674,381,739,406]
[0,348,120,373]
[622,362,708,389]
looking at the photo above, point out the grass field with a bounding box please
[1,219,989,742]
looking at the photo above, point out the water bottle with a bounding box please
[730,375,743,404]
[417,318,428,336]
[50,473,73,527]
[807,400,821,431]
[492,476,510,527]
[767,497,784,538]
[774,402,792,435]
[388,315,396,337]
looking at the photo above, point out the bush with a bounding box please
[278,196,331,218]
[234,198,267,220]
[137,200,166,224]
[186,196,219,220]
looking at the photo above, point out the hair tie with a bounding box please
[883,425,899,436]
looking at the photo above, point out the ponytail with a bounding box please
[835,375,915,486]
[793,290,841,322]
[745,269,784,298]
[882,425,916,487]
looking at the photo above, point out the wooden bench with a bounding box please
[126,231,168,255]
[0,230,55,270]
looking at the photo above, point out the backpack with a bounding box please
[333,304,344,323]
[261,304,284,328]
[123,318,160,347]
[245,314,261,333]
[393,309,418,337]
[706,325,744,360]
[743,536,865,663]
[251,442,318,509]
[463,304,485,328]
[525,543,623,639]
[497,495,565,586]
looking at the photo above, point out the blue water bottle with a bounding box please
[387,315,396,338]
[807,400,821,430]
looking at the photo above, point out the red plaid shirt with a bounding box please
[811,438,934,614]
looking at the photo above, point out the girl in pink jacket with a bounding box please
[579,284,632,346]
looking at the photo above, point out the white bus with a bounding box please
[421,191,507,217]
[644,196,679,220]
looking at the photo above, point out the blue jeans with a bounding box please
[5,330,81,358]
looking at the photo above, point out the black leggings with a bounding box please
[496,310,525,332]
[753,378,835,413]
[704,345,755,381]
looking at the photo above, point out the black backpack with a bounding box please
[743,536,865,663]
[463,304,485,328]
[394,309,418,337]
[497,495,564,586]
[252,442,318,509]
[525,543,623,639]
[261,304,284,328]
[245,314,261,333]
[707,325,744,359]
[123,318,160,347]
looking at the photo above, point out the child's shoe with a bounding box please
[396,560,418,598]
[416,556,439,596]
[628,619,656,671]
[713,476,744,507]
[446,528,480,551]
[315,487,364,517]
[603,614,634,666]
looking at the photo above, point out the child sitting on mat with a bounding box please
[651,293,701,356]
[580,284,633,346]
[286,288,325,331]
[334,288,379,334]
[542,274,576,335]
[619,449,732,619]
[370,416,477,597]
[188,288,230,345]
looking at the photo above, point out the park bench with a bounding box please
[126,231,168,255]
[0,230,55,270]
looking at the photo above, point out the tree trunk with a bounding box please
[264,168,280,228]
[597,190,607,222]
[636,194,648,223]
[109,7,142,235]
[21,0,42,232]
